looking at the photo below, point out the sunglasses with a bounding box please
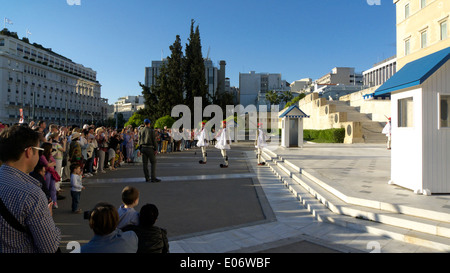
[25,146,45,152]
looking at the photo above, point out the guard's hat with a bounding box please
[144,119,151,124]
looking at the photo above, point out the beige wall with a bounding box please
[395,0,450,69]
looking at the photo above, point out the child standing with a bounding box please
[70,163,85,214]
[117,186,140,229]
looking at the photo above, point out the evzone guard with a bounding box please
[255,123,267,166]
[215,120,231,168]
[197,122,209,164]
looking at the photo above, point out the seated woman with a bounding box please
[122,203,169,253]
[81,202,138,253]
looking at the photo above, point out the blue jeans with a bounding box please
[85,157,94,174]
[71,191,81,212]
[157,142,162,153]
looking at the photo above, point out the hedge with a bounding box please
[303,128,345,143]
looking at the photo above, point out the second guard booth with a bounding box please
[279,105,310,148]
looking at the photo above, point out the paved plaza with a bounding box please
[52,142,448,253]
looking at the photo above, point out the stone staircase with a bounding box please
[261,148,450,251]
[327,100,387,144]
[297,92,389,144]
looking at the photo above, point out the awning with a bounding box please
[363,92,390,100]
[279,105,309,118]
[373,46,450,97]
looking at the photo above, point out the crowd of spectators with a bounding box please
[0,120,220,209]
[0,120,182,253]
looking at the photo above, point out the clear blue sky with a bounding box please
[2,0,396,103]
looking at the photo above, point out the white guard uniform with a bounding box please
[197,126,209,163]
[382,121,391,149]
[215,126,231,167]
[255,127,267,165]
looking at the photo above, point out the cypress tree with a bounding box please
[184,19,209,112]
[166,35,184,107]
[143,35,184,119]
[141,19,213,124]
[154,35,184,117]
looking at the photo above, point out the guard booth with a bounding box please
[372,47,450,195]
[279,105,309,148]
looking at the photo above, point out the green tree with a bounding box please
[184,19,209,112]
[139,82,158,123]
[154,115,176,129]
[105,113,126,129]
[284,93,306,109]
[125,112,146,128]
[211,88,235,110]
[265,90,281,108]
[167,35,185,106]
[152,35,184,118]
[279,91,294,104]
[140,19,210,125]
[141,35,185,122]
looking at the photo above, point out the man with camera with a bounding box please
[138,119,161,183]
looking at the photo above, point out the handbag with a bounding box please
[48,167,61,182]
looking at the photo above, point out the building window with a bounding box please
[421,0,426,9]
[405,39,411,56]
[0,39,4,46]
[421,31,428,48]
[441,21,448,41]
[405,3,410,19]
[441,95,450,128]
[398,97,414,127]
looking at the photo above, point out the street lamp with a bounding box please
[115,103,118,129]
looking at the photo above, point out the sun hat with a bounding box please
[72,132,81,140]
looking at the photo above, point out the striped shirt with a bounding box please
[0,165,61,253]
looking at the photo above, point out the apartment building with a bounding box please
[239,71,290,108]
[290,78,312,94]
[363,56,397,87]
[0,31,107,126]
[395,0,450,69]
[111,95,145,120]
[315,67,363,86]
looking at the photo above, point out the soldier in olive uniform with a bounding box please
[138,119,161,183]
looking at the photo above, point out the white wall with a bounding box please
[421,60,450,193]
[391,87,423,193]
